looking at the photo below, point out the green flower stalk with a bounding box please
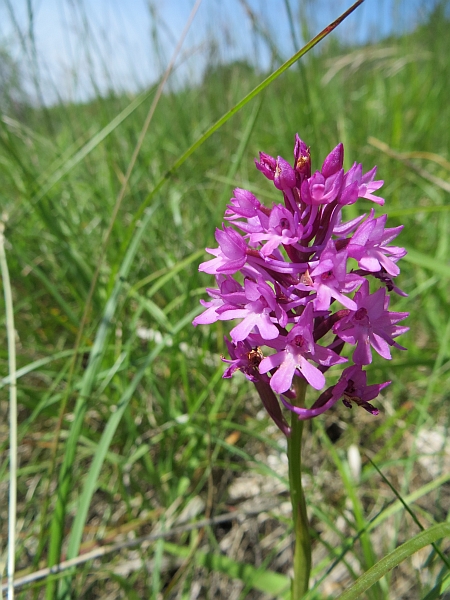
[288,377,311,597]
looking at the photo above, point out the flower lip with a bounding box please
[300,169,344,207]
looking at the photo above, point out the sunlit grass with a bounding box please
[0,1,450,598]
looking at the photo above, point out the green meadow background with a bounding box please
[1,1,450,598]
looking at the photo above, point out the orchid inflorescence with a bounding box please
[193,135,408,436]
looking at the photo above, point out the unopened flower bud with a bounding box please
[274,156,296,190]
[294,135,311,180]
[321,143,344,177]
[255,152,277,180]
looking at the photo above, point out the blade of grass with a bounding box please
[0,220,17,600]
[335,523,450,600]
[368,458,450,570]
[152,537,165,600]
[131,249,204,298]
[57,341,167,597]
[421,570,450,600]
[403,248,450,278]
[368,136,450,193]
[306,472,450,597]
[17,262,80,329]
[0,349,89,388]
[218,94,263,207]
[30,88,156,206]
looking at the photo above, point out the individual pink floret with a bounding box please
[259,304,346,393]
[333,280,409,365]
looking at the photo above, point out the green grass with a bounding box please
[1,2,450,598]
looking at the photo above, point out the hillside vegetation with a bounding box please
[0,3,450,598]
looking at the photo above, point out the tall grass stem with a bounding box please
[0,220,17,600]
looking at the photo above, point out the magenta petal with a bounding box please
[192,302,221,325]
[370,333,392,360]
[359,255,382,272]
[332,290,358,311]
[299,357,325,390]
[339,181,359,205]
[269,356,297,393]
[281,391,340,420]
[216,228,246,259]
[259,352,285,375]
[353,339,372,365]
[378,254,401,277]
[230,314,259,342]
[255,152,276,180]
[256,316,280,340]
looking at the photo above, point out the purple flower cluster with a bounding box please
[193,135,408,434]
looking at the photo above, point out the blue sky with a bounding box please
[0,0,437,104]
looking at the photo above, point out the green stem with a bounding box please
[288,378,311,599]
[1,221,18,600]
